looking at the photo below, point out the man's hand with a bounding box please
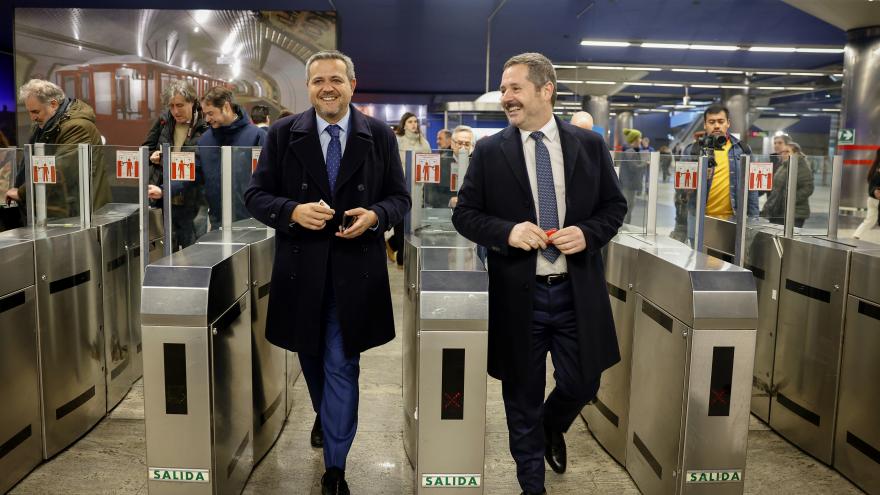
[292,202,335,230]
[5,188,20,204]
[150,150,161,164]
[549,226,587,255]
[508,221,548,251]
[147,185,162,200]
[336,207,378,239]
[448,196,458,208]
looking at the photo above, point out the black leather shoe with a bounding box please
[520,490,547,495]
[544,422,567,473]
[321,467,350,495]
[311,415,323,448]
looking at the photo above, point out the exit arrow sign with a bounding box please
[838,128,855,145]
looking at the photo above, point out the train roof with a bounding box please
[55,55,223,79]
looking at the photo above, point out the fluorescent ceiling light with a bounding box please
[690,44,739,51]
[749,46,797,52]
[624,82,654,86]
[709,69,744,74]
[822,108,841,112]
[755,106,774,110]
[610,112,618,116]
[584,80,616,85]
[720,85,748,89]
[581,40,632,47]
[587,65,624,70]
[789,72,820,76]
[557,91,574,95]
[558,101,582,106]
[785,86,814,90]
[557,79,583,84]
[691,84,720,88]
[610,103,630,107]
[641,42,690,49]
[779,113,798,116]
[654,83,684,87]
[833,73,844,77]
[795,48,844,53]
[755,71,787,75]
[757,86,786,90]
[672,68,707,73]
[626,67,662,71]
[553,65,577,69]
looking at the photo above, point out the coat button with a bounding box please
[363,272,369,278]
[290,274,297,280]
[270,213,276,219]
[292,246,300,253]
[357,184,365,191]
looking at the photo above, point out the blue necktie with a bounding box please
[326,124,342,195]
[531,131,561,263]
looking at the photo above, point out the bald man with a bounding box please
[570,111,593,130]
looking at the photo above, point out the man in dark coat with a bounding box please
[244,50,410,495]
[452,53,626,495]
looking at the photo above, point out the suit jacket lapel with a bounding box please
[500,126,533,202]
[288,109,331,200]
[334,106,372,194]
[556,116,578,189]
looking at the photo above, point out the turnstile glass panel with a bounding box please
[612,150,650,233]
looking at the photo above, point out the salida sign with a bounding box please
[421,474,481,487]
[685,469,742,483]
[149,467,210,483]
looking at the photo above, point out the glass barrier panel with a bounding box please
[665,154,701,245]
[611,150,649,234]
[655,152,679,240]
[413,149,457,233]
[0,148,24,231]
[91,145,142,207]
[166,144,207,250]
[30,143,85,227]
[229,146,261,230]
[800,154,830,236]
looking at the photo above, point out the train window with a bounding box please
[62,76,76,99]
[93,72,112,115]
[147,70,157,118]
[80,74,90,102]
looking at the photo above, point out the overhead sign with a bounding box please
[149,467,210,483]
[674,161,698,190]
[32,155,57,184]
[415,153,441,184]
[116,150,140,179]
[838,128,855,145]
[170,152,196,181]
[421,474,481,488]
[251,149,261,172]
[686,469,742,483]
[748,162,773,191]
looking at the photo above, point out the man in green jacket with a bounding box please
[5,79,111,219]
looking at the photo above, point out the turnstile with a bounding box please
[627,248,757,495]
[702,216,737,263]
[93,204,140,410]
[835,248,880,494]
[584,233,685,466]
[0,238,42,494]
[142,243,254,495]
[0,226,107,459]
[403,234,489,494]
[128,206,165,381]
[770,236,872,464]
[198,228,289,464]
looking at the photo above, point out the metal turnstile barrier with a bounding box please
[583,233,686,466]
[0,226,107,459]
[770,236,876,464]
[198,226,290,464]
[142,243,254,494]
[128,206,165,381]
[0,238,42,494]
[835,248,880,494]
[403,234,489,494]
[627,248,757,495]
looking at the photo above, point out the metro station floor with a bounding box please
[9,259,869,494]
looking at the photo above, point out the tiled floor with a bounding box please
[9,260,868,495]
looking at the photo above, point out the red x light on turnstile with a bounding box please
[444,392,462,410]
[441,349,465,420]
[708,347,735,416]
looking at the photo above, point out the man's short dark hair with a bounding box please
[201,86,235,110]
[703,104,730,121]
[251,105,270,124]
[438,129,452,139]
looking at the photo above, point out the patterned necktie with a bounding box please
[326,124,342,195]
[531,131,561,263]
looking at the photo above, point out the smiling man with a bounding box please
[452,53,626,495]
[244,50,410,495]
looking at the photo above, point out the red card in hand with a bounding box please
[545,228,558,244]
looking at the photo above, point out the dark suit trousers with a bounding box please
[501,278,601,492]
[298,282,361,470]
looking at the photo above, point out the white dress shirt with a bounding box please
[316,109,351,160]
[519,116,567,275]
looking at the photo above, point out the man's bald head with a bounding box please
[570,111,594,130]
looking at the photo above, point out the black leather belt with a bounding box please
[536,273,569,286]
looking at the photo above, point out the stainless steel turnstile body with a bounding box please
[403,234,489,494]
[742,226,784,423]
[627,248,757,495]
[584,233,685,466]
[770,236,871,464]
[0,238,42,494]
[198,228,289,464]
[128,207,165,381]
[702,216,737,263]
[142,244,254,495]
[0,226,107,459]
[834,248,880,494]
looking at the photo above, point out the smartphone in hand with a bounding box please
[339,213,355,232]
